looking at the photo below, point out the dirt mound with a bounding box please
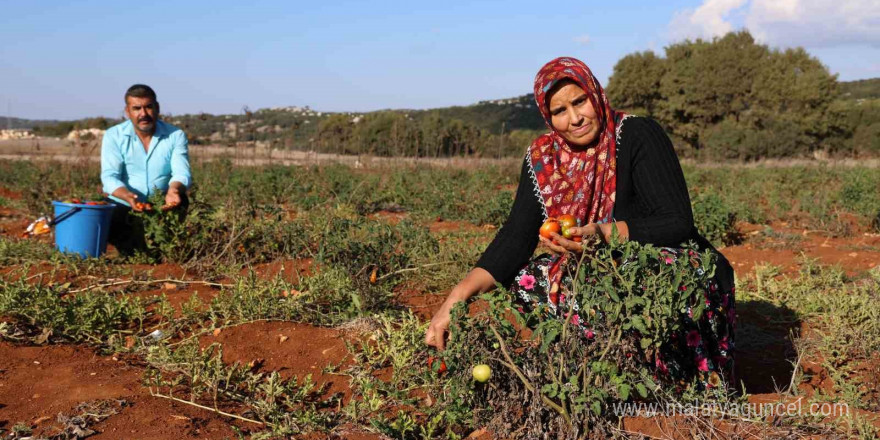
[199,321,352,401]
[241,258,315,283]
[0,341,237,439]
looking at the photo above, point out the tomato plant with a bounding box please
[428,356,447,375]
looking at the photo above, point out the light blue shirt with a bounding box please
[101,119,192,206]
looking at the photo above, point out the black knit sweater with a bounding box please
[475,116,734,291]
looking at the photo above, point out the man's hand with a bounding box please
[111,187,144,211]
[163,188,182,211]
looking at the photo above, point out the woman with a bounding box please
[424,56,735,387]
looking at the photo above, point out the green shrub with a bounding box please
[436,240,731,437]
[692,193,738,246]
[838,169,880,219]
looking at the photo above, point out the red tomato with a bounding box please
[428,356,447,375]
[558,214,578,239]
[539,219,560,239]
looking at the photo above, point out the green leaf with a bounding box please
[631,316,647,334]
[692,300,706,321]
[635,383,648,398]
[618,383,631,401]
[607,288,620,303]
[540,327,560,353]
[591,400,602,416]
[542,383,559,398]
[640,338,653,350]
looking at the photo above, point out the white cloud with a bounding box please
[746,0,880,48]
[668,0,748,41]
[573,34,591,45]
[669,0,880,48]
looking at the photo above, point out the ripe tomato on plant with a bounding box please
[428,356,447,375]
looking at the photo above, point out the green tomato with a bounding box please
[472,364,491,383]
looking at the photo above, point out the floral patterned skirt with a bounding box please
[509,250,736,391]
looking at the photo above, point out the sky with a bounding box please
[1,0,879,120]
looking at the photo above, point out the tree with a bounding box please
[658,31,768,146]
[316,114,354,154]
[606,51,666,117]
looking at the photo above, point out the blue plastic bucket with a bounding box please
[52,201,116,258]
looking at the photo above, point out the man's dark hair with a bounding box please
[124,84,157,103]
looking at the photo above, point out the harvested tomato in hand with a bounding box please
[134,202,153,211]
[558,214,578,239]
[428,356,447,375]
[539,219,560,239]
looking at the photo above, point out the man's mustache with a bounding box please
[138,117,153,123]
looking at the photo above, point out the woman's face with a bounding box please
[547,81,600,147]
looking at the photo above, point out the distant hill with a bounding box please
[839,78,880,100]
[413,94,544,133]
[6,77,874,142]
[0,116,60,130]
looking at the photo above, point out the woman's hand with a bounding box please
[424,268,497,351]
[425,297,458,350]
[538,222,629,255]
[538,223,600,255]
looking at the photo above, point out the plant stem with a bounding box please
[68,278,232,294]
[149,389,263,425]
[488,322,571,425]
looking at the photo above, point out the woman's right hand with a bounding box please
[425,298,458,350]
[425,268,496,351]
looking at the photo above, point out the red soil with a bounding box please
[429,219,491,233]
[0,188,22,200]
[369,210,409,224]
[721,222,880,276]
[241,258,315,284]
[0,341,238,439]
[198,321,352,402]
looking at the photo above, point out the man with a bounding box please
[101,84,192,255]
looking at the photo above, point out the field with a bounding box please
[0,156,879,439]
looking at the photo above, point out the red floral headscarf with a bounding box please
[527,57,624,302]
[529,56,621,223]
